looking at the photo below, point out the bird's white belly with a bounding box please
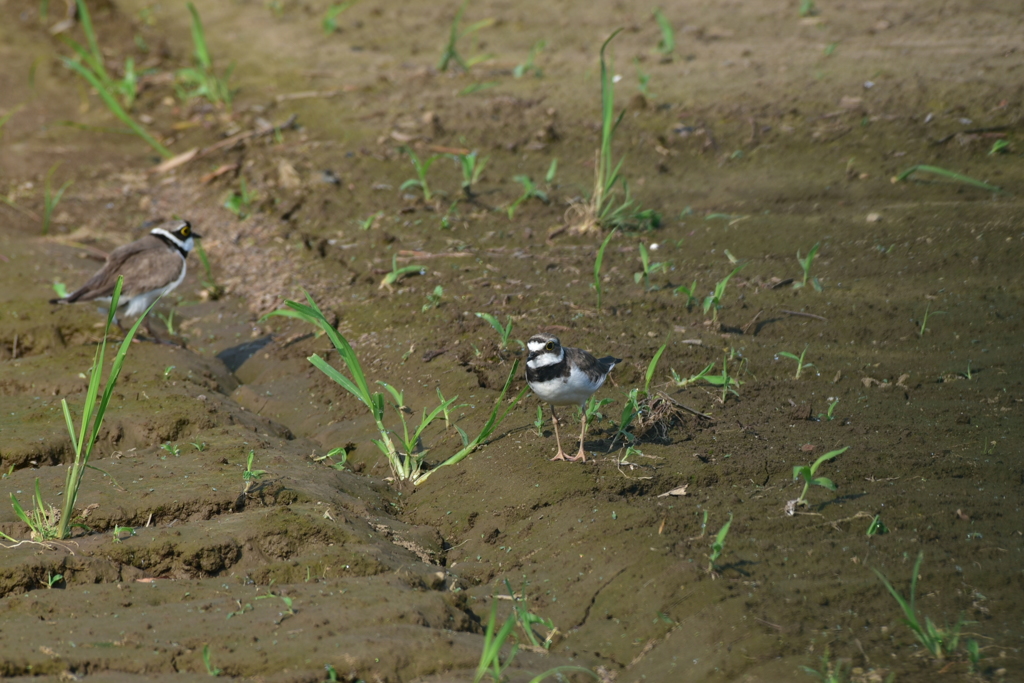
[121,259,187,317]
[530,370,605,407]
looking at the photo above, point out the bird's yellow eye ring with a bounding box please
[545,341,554,351]
[180,225,191,237]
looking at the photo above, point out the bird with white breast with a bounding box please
[50,219,200,325]
[525,333,621,462]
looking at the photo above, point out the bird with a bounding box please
[50,219,200,324]
[525,333,621,462]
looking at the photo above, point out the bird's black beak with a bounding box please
[527,351,538,361]
[192,232,203,239]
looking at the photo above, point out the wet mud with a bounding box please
[1,0,1022,681]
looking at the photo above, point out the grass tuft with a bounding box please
[873,552,967,659]
[177,3,234,107]
[5,277,154,541]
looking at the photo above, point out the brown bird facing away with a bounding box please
[525,333,621,462]
[50,220,200,324]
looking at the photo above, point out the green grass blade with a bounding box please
[644,343,666,395]
[308,354,364,404]
[61,58,173,158]
[74,0,109,84]
[895,164,1004,194]
[415,361,524,483]
[653,8,674,55]
[186,3,212,69]
[809,446,848,474]
[61,398,79,455]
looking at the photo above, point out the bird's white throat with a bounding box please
[527,348,564,369]
[152,227,194,253]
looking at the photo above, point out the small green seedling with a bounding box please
[112,524,135,543]
[357,211,383,230]
[313,446,349,470]
[707,513,732,573]
[670,362,715,388]
[777,345,815,379]
[608,388,640,450]
[653,9,674,56]
[633,244,666,289]
[799,0,817,17]
[701,355,742,403]
[224,178,255,218]
[988,139,1010,155]
[583,395,614,425]
[644,343,667,396]
[504,579,557,649]
[703,264,745,323]
[52,280,69,299]
[545,158,558,184]
[242,450,267,495]
[473,598,517,683]
[513,39,546,78]
[506,175,548,219]
[422,285,444,312]
[157,309,176,335]
[789,446,848,512]
[193,240,223,300]
[873,552,967,659]
[619,445,643,468]
[438,0,495,72]
[475,312,519,349]
[815,395,839,421]
[593,228,617,311]
[794,242,821,291]
[799,645,849,683]
[917,302,944,338]
[435,387,466,430]
[634,59,651,97]
[177,3,234,107]
[42,163,73,235]
[202,643,222,676]
[191,441,207,452]
[533,406,545,436]
[46,571,63,589]
[163,365,175,380]
[866,514,889,536]
[825,398,839,421]
[256,590,296,618]
[321,1,355,35]
[399,147,441,202]
[966,639,981,672]
[380,254,425,290]
[161,442,181,457]
[674,280,698,310]
[454,151,487,198]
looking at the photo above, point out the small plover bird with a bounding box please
[525,333,621,462]
[50,219,200,324]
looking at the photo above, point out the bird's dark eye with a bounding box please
[545,342,554,351]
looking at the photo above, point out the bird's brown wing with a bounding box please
[63,236,177,303]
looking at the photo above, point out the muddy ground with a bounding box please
[1,0,1022,681]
